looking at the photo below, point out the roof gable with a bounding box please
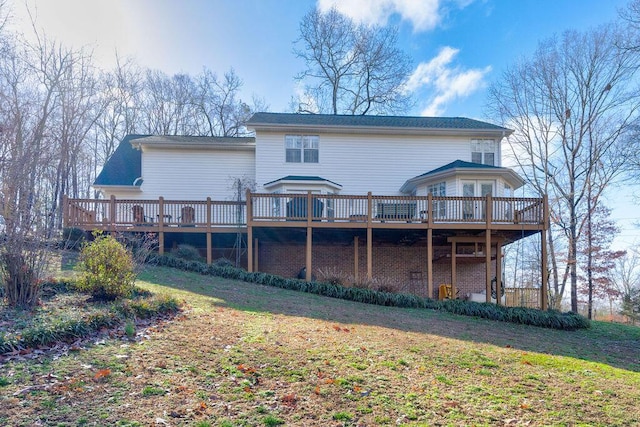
[263,175,342,190]
[94,135,146,187]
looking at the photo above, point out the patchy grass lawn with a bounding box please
[1,265,639,426]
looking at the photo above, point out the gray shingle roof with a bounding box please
[94,135,146,187]
[136,135,255,145]
[414,160,503,179]
[263,175,342,188]
[246,112,510,131]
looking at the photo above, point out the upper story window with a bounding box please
[285,135,319,163]
[471,139,496,166]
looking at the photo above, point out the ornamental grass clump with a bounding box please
[76,234,136,300]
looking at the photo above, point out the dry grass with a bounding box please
[0,265,639,426]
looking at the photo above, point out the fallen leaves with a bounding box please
[94,368,111,381]
[281,393,298,407]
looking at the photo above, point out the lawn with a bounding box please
[1,265,639,426]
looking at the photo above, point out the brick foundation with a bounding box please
[258,241,496,300]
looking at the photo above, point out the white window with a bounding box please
[427,182,446,197]
[471,139,496,166]
[503,184,513,198]
[427,181,446,218]
[285,135,319,163]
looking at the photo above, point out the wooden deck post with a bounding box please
[306,191,313,281]
[496,240,502,306]
[427,228,433,299]
[246,191,253,272]
[354,236,359,283]
[427,193,433,299]
[367,192,373,281]
[485,194,493,303]
[541,228,548,310]
[306,226,312,281]
[158,197,165,255]
[109,195,116,236]
[451,241,457,298]
[206,197,212,265]
[254,238,259,272]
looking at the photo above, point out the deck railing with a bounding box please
[249,193,545,225]
[64,193,545,230]
[63,196,245,229]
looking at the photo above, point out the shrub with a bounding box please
[153,254,590,330]
[316,266,350,285]
[76,234,136,300]
[171,244,203,261]
[213,257,233,267]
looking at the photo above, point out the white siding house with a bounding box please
[246,113,522,198]
[74,113,548,308]
[94,136,255,200]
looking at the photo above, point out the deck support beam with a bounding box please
[427,228,433,299]
[541,228,548,310]
[206,197,212,265]
[451,241,457,299]
[247,191,253,272]
[254,238,259,272]
[305,227,312,281]
[485,234,492,303]
[496,240,503,306]
[354,236,359,283]
[158,197,165,255]
[485,195,493,303]
[366,227,372,281]
[367,192,373,280]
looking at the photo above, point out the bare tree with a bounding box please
[487,25,640,312]
[611,249,640,324]
[577,203,625,318]
[94,55,144,167]
[140,69,199,135]
[193,68,259,137]
[294,7,412,115]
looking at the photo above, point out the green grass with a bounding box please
[0,265,638,426]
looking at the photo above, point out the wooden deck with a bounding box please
[64,192,546,232]
[63,192,549,309]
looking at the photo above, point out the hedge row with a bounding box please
[152,255,591,331]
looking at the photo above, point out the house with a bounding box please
[66,112,548,308]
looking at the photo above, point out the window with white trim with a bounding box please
[285,135,319,163]
[471,139,496,166]
[427,181,446,218]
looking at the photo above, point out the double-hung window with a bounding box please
[471,139,496,166]
[285,135,319,163]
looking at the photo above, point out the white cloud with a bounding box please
[405,46,491,116]
[317,0,443,32]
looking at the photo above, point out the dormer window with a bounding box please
[471,139,496,166]
[285,135,319,163]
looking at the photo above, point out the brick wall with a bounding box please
[258,241,496,300]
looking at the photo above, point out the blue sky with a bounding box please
[6,0,639,248]
[6,0,630,118]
